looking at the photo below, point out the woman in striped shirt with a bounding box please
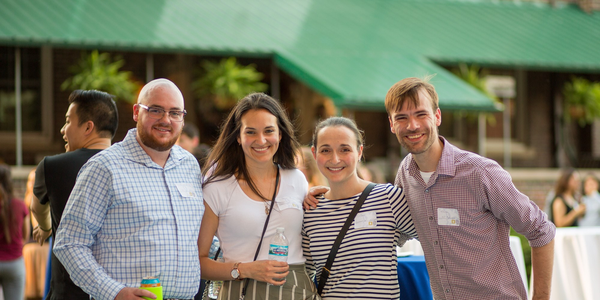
[302,117,418,300]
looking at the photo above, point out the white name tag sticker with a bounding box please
[276,199,302,211]
[175,183,197,198]
[355,211,377,229]
[438,208,460,226]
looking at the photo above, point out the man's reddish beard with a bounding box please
[137,121,179,151]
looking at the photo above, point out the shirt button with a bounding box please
[439,265,444,269]
[434,241,438,245]
[425,189,429,193]
[429,216,434,220]
[446,289,450,293]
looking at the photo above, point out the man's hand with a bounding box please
[303,186,329,210]
[114,287,157,300]
[32,226,52,246]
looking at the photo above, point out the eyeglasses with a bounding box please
[137,104,187,122]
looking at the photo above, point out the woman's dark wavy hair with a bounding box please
[202,93,301,200]
[555,168,576,197]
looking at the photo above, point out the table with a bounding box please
[509,236,528,294]
[397,255,433,300]
[550,227,600,300]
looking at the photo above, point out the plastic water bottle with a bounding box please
[208,240,223,299]
[268,227,289,262]
[207,257,223,299]
[268,227,288,284]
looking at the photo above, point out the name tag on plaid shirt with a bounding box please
[438,208,460,226]
[175,183,197,198]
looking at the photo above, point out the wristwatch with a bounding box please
[231,262,242,280]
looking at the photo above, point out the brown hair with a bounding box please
[385,77,439,115]
[312,117,364,152]
[554,168,576,197]
[203,93,300,200]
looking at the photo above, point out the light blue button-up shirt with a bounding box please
[54,128,204,300]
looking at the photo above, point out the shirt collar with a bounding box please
[435,136,456,178]
[121,128,187,169]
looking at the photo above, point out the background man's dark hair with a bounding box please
[68,90,119,139]
[182,123,200,139]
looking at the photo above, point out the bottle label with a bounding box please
[269,244,289,256]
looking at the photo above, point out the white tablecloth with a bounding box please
[398,236,528,296]
[550,227,600,300]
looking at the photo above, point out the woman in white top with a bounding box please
[302,117,417,299]
[198,93,319,300]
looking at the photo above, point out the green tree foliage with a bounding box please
[563,77,600,127]
[452,63,500,124]
[193,57,267,110]
[453,63,498,102]
[61,51,141,103]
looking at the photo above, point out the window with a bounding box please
[0,46,42,132]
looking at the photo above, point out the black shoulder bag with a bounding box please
[317,183,376,296]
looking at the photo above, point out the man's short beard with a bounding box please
[137,122,179,152]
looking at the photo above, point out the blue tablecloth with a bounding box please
[397,255,433,300]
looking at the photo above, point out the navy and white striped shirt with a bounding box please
[302,184,417,300]
[54,128,204,300]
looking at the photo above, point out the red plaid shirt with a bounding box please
[396,137,555,300]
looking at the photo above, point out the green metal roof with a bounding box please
[2,0,599,111]
[276,51,499,111]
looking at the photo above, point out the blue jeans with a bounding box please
[0,257,25,300]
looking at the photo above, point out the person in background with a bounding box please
[296,146,328,188]
[30,89,118,300]
[177,123,211,166]
[176,124,216,300]
[579,173,600,227]
[54,79,203,300]
[549,168,586,227]
[302,117,417,299]
[0,164,30,300]
[22,168,50,300]
[198,93,319,299]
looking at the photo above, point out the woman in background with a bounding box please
[0,164,30,300]
[296,146,327,188]
[550,168,586,227]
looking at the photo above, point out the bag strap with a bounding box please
[240,167,280,300]
[317,183,376,296]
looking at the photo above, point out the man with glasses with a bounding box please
[54,79,204,300]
